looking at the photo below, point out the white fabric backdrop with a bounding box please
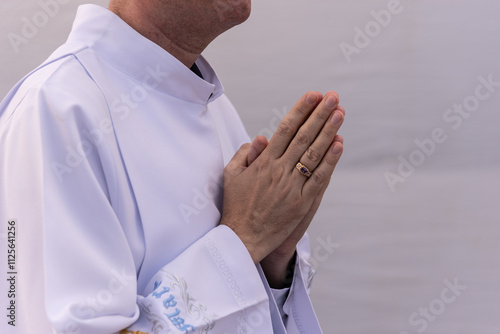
[1,1,499,333]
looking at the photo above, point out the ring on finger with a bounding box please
[295,162,312,178]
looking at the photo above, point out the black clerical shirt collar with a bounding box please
[190,63,204,80]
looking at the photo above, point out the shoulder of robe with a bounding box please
[3,54,109,128]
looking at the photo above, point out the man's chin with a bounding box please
[215,0,252,28]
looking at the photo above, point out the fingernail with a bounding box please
[306,93,317,105]
[325,96,337,109]
[330,111,343,125]
[332,144,342,154]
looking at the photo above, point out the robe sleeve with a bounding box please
[282,237,323,334]
[1,73,144,333]
[255,235,322,334]
[0,63,322,334]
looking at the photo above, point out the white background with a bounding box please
[1,0,499,333]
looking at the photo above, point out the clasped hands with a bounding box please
[220,91,345,288]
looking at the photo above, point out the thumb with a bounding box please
[247,135,269,165]
[225,142,252,177]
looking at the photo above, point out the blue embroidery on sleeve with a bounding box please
[165,309,195,333]
[153,287,170,299]
[152,280,194,333]
[153,281,162,291]
[163,295,177,308]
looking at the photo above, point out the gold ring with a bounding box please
[296,162,312,178]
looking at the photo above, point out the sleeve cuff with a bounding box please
[270,287,290,326]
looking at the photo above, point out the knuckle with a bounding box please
[223,161,233,172]
[283,183,296,198]
[312,169,328,185]
[295,197,312,216]
[296,106,309,117]
[255,157,270,173]
[276,121,294,137]
[287,189,303,203]
[295,130,310,146]
[270,163,286,183]
[222,168,234,184]
[292,197,305,210]
[223,163,237,176]
[305,146,321,163]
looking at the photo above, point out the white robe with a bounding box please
[0,5,322,334]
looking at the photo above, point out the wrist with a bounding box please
[261,251,296,289]
[219,218,266,264]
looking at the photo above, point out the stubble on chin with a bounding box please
[213,0,251,27]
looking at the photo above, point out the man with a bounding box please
[0,0,345,333]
